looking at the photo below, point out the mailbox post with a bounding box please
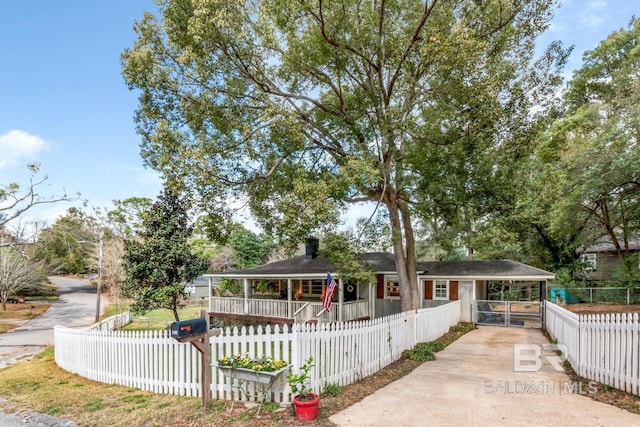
[170,310,220,408]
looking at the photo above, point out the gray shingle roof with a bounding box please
[419,259,554,279]
[217,253,553,279]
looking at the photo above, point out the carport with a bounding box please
[419,260,554,328]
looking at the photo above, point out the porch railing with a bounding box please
[210,297,369,322]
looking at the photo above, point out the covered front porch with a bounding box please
[204,273,373,323]
[209,296,370,323]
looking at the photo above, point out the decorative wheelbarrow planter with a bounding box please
[214,363,290,412]
[216,364,289,385]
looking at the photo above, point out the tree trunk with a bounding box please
[387,199,421,312]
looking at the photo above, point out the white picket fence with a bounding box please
[546,301,640,395]
[545,301,580,367]
[86,312,133,331]
[54,300,461,403]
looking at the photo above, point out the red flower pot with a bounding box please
[293,393,320,421]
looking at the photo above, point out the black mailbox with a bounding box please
[170,318,207,339]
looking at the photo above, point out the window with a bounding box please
[385,275,400,299]
[292,279,324,297]
[581,253,597,271]
[311,279,324,295]
[434,280,449,300]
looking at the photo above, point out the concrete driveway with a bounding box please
[0,276,98,369]
[330,326,640,427]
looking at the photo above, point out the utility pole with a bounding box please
[95,232,103,324]
[78,231,104,324]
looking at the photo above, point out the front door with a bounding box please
[458,281,473,322]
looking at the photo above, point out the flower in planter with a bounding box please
[217,353,288,372]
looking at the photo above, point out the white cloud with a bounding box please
[0,129,49,169]
[578,1,608,28]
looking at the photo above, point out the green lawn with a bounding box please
[104,303,207,330]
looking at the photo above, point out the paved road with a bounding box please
[0,276,98,368]
[0,277,95,426]
[330,326,640,427]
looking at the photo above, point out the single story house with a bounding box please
[204,241,554,323]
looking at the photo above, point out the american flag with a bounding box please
[323,273,337,311]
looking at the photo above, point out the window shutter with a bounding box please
[376,275,384,299]
[449,281,458,301]
[424,280,433,300]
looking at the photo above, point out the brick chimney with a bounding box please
[305,237,319,259]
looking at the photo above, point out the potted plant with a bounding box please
[255,279,275,293]
[286,356,320,421]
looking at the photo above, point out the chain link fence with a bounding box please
[549,287,640,304]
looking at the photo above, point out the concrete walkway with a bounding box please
[330,326,640,427]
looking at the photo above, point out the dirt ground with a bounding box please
[563,303,640,315]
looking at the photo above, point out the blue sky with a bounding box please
[0,1,637,229]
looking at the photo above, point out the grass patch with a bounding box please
[322,383,344,397]
[0,347,222,427]
[0,303,50,321]
[0,323,19,333]
[105,304,206,331]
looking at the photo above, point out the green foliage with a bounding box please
[255,279,275,293]
[322,383,343,397]
[402,323,475,361]
[34,207,97,274]
[228,227,277,269]
[121,186,209,321]
[320,232,376,285]
[402,343,436,362]
[107,197,153,238]
[122,0,567,312]
[526,17,640,276]
[286,356,314,398]
[217,278,241,295]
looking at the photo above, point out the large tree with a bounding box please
[34,207,97,274]
[534,17,640,280]
[121,186,209,321]
[122,0,566,311]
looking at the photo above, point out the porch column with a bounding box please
[369,281,375,319]
[243,278,249,314]
[208,277,213,312]
[540,280,547,330]
[338,278,344,322]
[417,273,423,301]
[287,279,293,318]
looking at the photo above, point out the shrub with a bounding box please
[323,382,343,397]
[402,343,436,361]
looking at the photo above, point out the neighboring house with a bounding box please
[580,237,640,284]
[184,275,219,301]
[204,240,554,323]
